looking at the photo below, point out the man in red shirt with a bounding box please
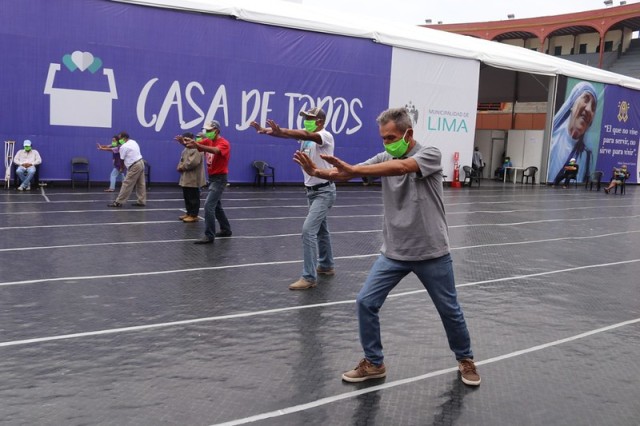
[185,120,232,244]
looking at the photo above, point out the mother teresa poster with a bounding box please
[547,77,639,184]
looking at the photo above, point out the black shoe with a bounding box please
[107,202,123,207]
[132,202,146,206]
[193,237,214,244]
[214,231,232,238]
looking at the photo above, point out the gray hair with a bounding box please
[376,107,413,133]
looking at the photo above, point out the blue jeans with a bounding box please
[302,183,336,282]
[357,253,473,365]
[204,174,231,239]
[109,167,125,190]
[16,166,36,188]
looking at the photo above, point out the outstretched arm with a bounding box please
[251,120,323,144]
[293,152,421,181]
[184,137,221,155]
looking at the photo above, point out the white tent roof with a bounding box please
[113,0,640,90]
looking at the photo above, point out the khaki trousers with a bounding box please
[115,160,146,204]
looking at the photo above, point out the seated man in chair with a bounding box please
[553,158,579,188]
[14,139,42,191]
[604,165,629,194]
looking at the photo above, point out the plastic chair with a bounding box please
[252,161,275,187]
[610,173,628,195]
[462,165,480,187]
[143,160,151,189]
[71,157,90,189]
[520,166,538,184]
[585,171,603,191]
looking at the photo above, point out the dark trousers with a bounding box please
[554,172,577,186]
[182,186,201,216]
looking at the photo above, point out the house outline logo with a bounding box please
[44,50,118,128]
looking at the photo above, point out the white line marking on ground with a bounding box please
[3,212,640,232]
[0,259,638,346]
[210,317,640,426]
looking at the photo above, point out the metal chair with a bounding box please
[70,157,90,189]
[519,166,538,184]
[252,161,275,187]
[585,171,603,191]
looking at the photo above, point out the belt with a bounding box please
[130,159,143,167]
[305,181,332,191]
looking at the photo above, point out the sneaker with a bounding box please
[17,186,24,191]
[316,266,335,276]
[107,202,123,208]
[104,188,115,192]
[214,230,232,237]
[342,358,386,383]
[182,215,199,223]
[289,278,316,290]
[458,359,481,386]
[26,185,31,190]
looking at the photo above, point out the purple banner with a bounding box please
[1,0,391,183]
[548,77,640,184]
[596,84,640,183]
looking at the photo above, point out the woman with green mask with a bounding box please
[96,135,125,192]
[250,107,337,291]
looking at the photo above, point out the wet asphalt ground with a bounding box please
[1,180,639,426]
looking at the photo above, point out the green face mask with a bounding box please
[24,147,32,152]
[111,141,118,147]
[303,119,317,132]
[118,139,125,145]
[195,137,203,142]
[205,131,217,140]
[384,130,409,158]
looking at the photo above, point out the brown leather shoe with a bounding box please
[458,359,481,386]
[316,266,335,276]
[289,278,316,290]
[178,214,189,220]
[342,358,386,382]
[182,215,199,223]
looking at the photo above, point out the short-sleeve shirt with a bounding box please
[299,129,334,187]
[119,139,143,168]
[200,135,230,176]
[361,143,449,261]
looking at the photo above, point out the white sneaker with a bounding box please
[26,185,31,190]
[17,186,24,191]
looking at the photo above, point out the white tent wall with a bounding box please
[112,0,640,183]
[506,130,545,180]
[389,48,479,179]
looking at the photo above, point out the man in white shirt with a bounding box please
[108,132,146,207]
[14,139,42,191]
[250,107,337,290]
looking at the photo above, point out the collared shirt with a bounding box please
[119,139,143,168]
[299,129,334,187]
[14,149,42,167]
[361,143,449,261]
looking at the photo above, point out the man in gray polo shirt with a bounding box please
[293,107,480,387]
